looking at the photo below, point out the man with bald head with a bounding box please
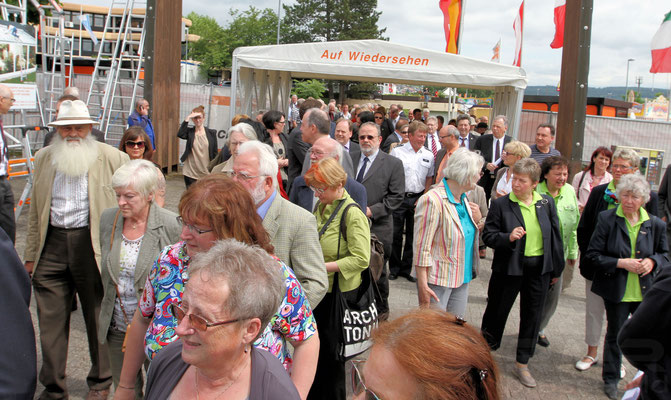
[0,84,16,242]
[434,125,460,184]
[300,108,354,176]
[290,136,366,212]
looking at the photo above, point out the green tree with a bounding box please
[186,12,228,73]
[281,0,386,43]
[224,7,278,56]
[188,7,278,74]
[292,79,327,99]
[281,0,387,100]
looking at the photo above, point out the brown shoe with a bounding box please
[86,388,110,400]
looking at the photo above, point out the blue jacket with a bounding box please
[128,111,155,149]
[289,175,367,214]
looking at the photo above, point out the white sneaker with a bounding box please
[575,355,598,371]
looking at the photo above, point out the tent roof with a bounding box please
[232,39,527,90]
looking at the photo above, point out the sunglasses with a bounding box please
[359,135,376,141]
[170,303,239,332]
[125,140,145,148]
[350,360,381,400]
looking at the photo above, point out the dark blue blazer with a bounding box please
[586,208,669,303]
[0,228,36,398]
[289,176,367,213]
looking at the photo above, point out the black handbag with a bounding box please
[318,200,380,362]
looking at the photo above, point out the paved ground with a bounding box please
[12,173,630,399]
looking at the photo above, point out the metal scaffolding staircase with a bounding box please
[39,11,74,122]
[86,0,147,146]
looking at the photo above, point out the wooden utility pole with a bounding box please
[144,0,182,169]
[556,0,593,175]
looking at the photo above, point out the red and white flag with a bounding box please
[550,0,566,49]
[512,1,524,67]
[491,39,501,62]
[650,10,671,73]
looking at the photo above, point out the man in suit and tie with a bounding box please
[287,98,322,190]
[474,115,512,203]
[456,114,478,150]
[24,100,129,399]
[300,107,354,176]
[289,136,367,212]
[234,140,328,308]
[333,118,359,162]
[351,122,405,318]
[423,116,442,159]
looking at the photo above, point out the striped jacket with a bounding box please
[413,184,479,288]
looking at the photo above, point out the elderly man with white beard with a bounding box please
[232,140,328,308]
[24,100,129,400]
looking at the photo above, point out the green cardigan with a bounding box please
[315,190,371,292]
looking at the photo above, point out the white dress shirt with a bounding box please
[390,143,434,193]
[356,149,379,180]
[50,171,90,228]
[491,136,504,166]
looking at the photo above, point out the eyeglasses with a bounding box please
[2,97,16,103]
[400,130,409,134]
[125,140,145,148]
[310,186,326,194]
[170,303,239,332]
[276,120,286,125]
[359,135,376,141]
[226,171,266,181]
[374,116,383,120]
[176,216,214,235]
[350,360,381,400]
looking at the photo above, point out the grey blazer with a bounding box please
[351,149,405,254]
[262,194,328,308]
[98,204,182,344]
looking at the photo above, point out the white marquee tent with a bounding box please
[230,39,528,135]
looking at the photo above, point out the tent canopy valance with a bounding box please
[230,39,527,135]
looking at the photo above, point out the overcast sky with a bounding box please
[85,0,670,89]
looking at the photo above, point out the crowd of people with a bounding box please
[1,83,670,400]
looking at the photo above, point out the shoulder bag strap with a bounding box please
[110,209,131,326]
[318,199,347,239]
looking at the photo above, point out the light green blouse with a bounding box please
[509,191,544,257]
[618,205,649,303]
[315,190,371,293]
[537,181,580,260]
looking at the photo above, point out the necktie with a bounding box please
[430,134,437,158]
[356,156,369,183]
[460,137,466,147]
[494,139,501,162]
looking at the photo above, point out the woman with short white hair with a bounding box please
[414,148,484,317]
[98,159,182,396]
[585,173,669,399]
[210,123,258,174]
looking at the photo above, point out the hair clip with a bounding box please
[479,369,488,381]
[455,316,467,326]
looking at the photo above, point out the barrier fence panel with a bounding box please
[520,110,671,185]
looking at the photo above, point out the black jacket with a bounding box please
[0,228,36,398]
[577,183,659,280]
[585,208,669,303]
[483,193,565,277]
[619,266,671,400]
[177,121,218,163]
